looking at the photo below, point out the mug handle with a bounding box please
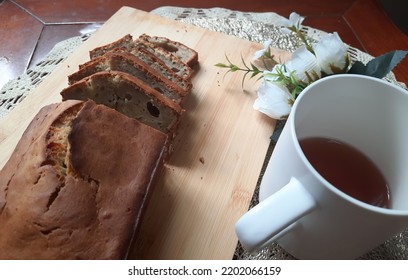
[235,177,317,252]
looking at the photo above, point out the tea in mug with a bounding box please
[299,137,390,208]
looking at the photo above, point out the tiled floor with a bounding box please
[1,0,407,90]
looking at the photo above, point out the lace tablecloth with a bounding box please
[1,6,407,260]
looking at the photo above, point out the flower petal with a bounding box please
[289,12,305,28]
[285,46,321,83]
[253,80,294,120]
[253,49,266,60]
[313,32,350,75]
[281,12,305,29]
[263,39,273,49]
[253,39,273,60]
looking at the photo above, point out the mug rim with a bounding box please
[290,74,408,216]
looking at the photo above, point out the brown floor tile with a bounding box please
[28,23,102,68]
[0,0,43,89]
[378,0,408,35]
[345,0,408,84]
[13,0,357,24]
[346,0,408,55]
[234,0,355,16]
[304,16,364,51]
[13,0,144,23]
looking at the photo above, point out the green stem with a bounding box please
[296,29,314,54]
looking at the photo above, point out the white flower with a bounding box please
[252,39,278,70]
[253,39,273,60]
[253,79,294,120]
[281,12,305,33]
[313,32,350,75]
[285,46,321,83]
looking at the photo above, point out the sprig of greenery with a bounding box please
[215,54,270,88]
[286,26,314,54]
[264,66,308,99]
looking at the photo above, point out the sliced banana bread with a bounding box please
[88,34,195,80]
[133,39,194,80]
[61,71,183,134]
[68,52,188,105]
[89,34,134,59]
[125,46,192,92]
[138,34,198,67]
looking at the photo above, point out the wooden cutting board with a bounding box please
[0,7,276,259]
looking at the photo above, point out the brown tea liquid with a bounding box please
[299,137,390,208]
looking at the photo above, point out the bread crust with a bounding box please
[0,100,167,259]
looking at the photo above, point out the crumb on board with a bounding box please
[199,157,205,164]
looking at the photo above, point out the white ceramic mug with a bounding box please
[235,74,408,259]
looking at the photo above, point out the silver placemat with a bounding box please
[0,6,407,259]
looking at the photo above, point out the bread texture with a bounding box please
[61,71,183,134]
[88,34,195,80]
[0,100,167,259]
[68,52,188,104]
[89,34,133,59]
[114,46,192,92]
[133,39,194,80]
[138,34,198,67]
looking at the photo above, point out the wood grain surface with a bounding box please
[0,7,275,259]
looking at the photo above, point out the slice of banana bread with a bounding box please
[61,71,183,134]
[122,46,193,92]
[89,34,134,59]
[138,34,198,67]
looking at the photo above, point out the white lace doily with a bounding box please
[0,34,91,119]
[1,6,407,260]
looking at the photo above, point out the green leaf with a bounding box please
[215,63,229,68]
[348,50,408,78]
[250,63,260,72]
[348,61,366,74]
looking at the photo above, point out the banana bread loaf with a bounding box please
[0,100,167,259]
